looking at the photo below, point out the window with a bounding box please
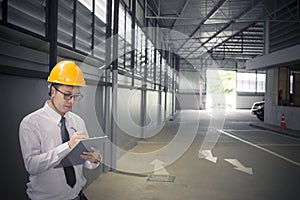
[78,0,92,11]
[58,0,74,47]
[95,0,106,23]
[118,4,125,68]
[236,72,265,93]
[123,0,131,8]
[291,69,300,106]
[76,1,93,53]
[278,65,300,106]
[136,0,144,25]
[278,67,289,106]
[7,0,46,36]
[256,73,266,92]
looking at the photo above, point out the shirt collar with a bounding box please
[44,101,70,125]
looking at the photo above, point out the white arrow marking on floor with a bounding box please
[224,159,253,175]
[198,150,218,163]
[219,129,300,167]
[150,159,170,175]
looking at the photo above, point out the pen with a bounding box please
[71,127,77,132]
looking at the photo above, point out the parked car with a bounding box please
[251,101,264,121]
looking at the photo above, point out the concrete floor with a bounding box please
[84,110,300,200]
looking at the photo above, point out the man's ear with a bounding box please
[49,85,55,97]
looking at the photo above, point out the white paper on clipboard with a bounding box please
[55,136,108,168]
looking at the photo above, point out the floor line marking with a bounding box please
[218,129,300,167]
[258,144,300,147]
[223,129,260,132]
[223,128,300,141]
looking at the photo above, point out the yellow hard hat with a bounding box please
[47,60,86,86]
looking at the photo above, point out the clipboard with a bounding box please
[55,136,108,168]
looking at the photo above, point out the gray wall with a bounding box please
[115,88,170,158]
[177,70,204,110]
[116,88,141,156]
[236,95,264,109]
[176,93,201,110]
[0,74,48,199]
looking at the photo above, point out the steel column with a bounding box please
[131,0,137,87]
[140,9,148,139]
[91,0,95,56]
[2,0,7,22]
[104,0,113,173]
[164,48,168,120]
[104,0,113,133]
[72,1,77,49]
[171,54,175,116]
[158,48,163,125]
[110,0,120,171]
[264,19,270,55]
[48,0,58,71]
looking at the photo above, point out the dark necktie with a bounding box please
[60,117,76,188]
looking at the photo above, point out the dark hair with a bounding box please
[48,83,62,96]
[48,83,79,96]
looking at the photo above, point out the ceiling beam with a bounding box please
[184,0,265,59]
[176,0,228,52]
[145,15,192,20]
[170,0,191,29]
[189,0,228,38]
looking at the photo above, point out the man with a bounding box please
[19,60,101,200]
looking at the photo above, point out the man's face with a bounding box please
[50,85,81,115]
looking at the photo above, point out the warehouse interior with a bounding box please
[1,0,300,199]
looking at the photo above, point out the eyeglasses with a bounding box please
[53,86,83,102]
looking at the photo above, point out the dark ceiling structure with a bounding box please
[145,0,300,69]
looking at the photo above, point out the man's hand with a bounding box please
[68,131,87,148]
[80,147,101,164]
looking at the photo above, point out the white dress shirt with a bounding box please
[19,101,98,200]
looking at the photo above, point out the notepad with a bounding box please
[56,136,108,168]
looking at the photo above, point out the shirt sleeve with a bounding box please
[84,160,100,169]
[19,119,71,175]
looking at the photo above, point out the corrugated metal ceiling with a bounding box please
[145,0,300,69]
